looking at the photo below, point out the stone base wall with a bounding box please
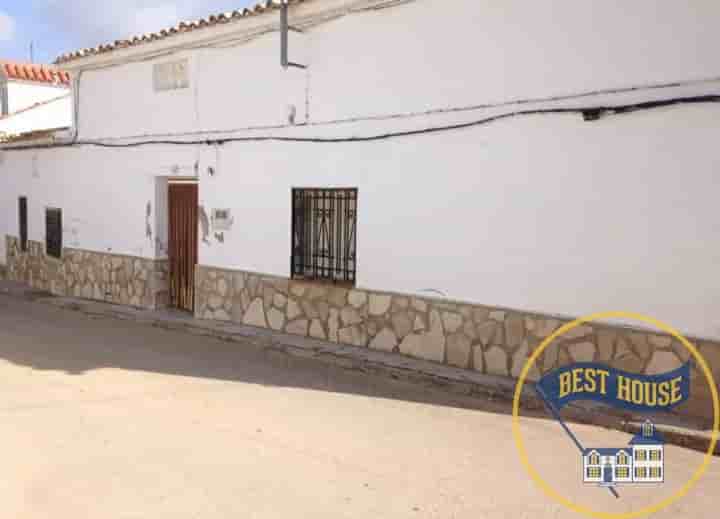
[196,265,720,423]
[5,236,169,310]
[5,239,717,423]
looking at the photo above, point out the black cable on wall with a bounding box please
[3,94,720,151]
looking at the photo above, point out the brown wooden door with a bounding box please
[168,182,198,312]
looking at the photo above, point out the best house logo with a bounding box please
[535,362,690,494]
[511,312,719,519]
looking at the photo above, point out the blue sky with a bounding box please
[0,1,257,64]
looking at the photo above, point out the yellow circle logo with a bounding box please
[512,311,719,519]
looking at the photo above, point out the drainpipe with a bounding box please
[0,67,8,117]
[66,70,83,144]
[0,80,8,117]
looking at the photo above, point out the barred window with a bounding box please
[649,449,662,461]
[617,452,629,465]
[18,197,27,252]
[649,467,662,478]
[635,467,647,479]
[615,467,629,479]
[587,467,601,479]
[291,188,357,285]
[635,449,647,461]
[588,454,600,465]
[45,208,62,259]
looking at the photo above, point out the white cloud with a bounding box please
[0,11,16,42]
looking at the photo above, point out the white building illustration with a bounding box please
[583,420,664,486]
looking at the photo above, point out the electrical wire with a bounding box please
[25,0,720,153]
[3,94,719,150]
[35,73,720,144]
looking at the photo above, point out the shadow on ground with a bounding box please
[0,289,536,421]
[0,282,713,453]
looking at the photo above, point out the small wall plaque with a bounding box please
[212,209,233,231]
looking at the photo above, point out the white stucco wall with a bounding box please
[6,81,69,114]
[76,33,307,140]
[307,0,720,122]
[72,0,720,139]
[197,104,720,339]
[0,95,71,136]
[2,0,720,339]
[0,145,199,264]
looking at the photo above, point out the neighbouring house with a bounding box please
[0,60,71,140]
[0,0,718,421]
[583,420,664,486]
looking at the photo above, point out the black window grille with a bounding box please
[46,208,62,259]
[291,188,357,284]
[18,197,27,252]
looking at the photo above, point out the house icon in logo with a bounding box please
[582,420,664,486]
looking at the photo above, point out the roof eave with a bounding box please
[0,127,70,148]
[3,77,71,88]
[54,0,314,70]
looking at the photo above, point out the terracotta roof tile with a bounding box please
[0,60,70,85]
[56,0,307,65]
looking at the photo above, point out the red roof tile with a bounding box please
[0,60,70,85]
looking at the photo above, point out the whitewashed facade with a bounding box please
[1,0,719,419]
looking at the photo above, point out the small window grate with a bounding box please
[46,208,62,258]
[291,188,357,285]
[18,197,27,252]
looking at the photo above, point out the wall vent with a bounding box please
[153,59,190,91]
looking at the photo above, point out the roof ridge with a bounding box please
[0,60,71,85]
[0,58,64,68]
[55,0,308,65]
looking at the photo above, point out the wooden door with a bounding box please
[168,182,198,312]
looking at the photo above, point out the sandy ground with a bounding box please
[0,293,717,518]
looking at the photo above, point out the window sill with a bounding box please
[290,276,355,289]
[45,252,64,264]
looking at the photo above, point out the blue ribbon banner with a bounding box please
[535,362,691,412]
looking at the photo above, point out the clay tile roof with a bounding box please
[0,60,70,85]
[55,0,307,65]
